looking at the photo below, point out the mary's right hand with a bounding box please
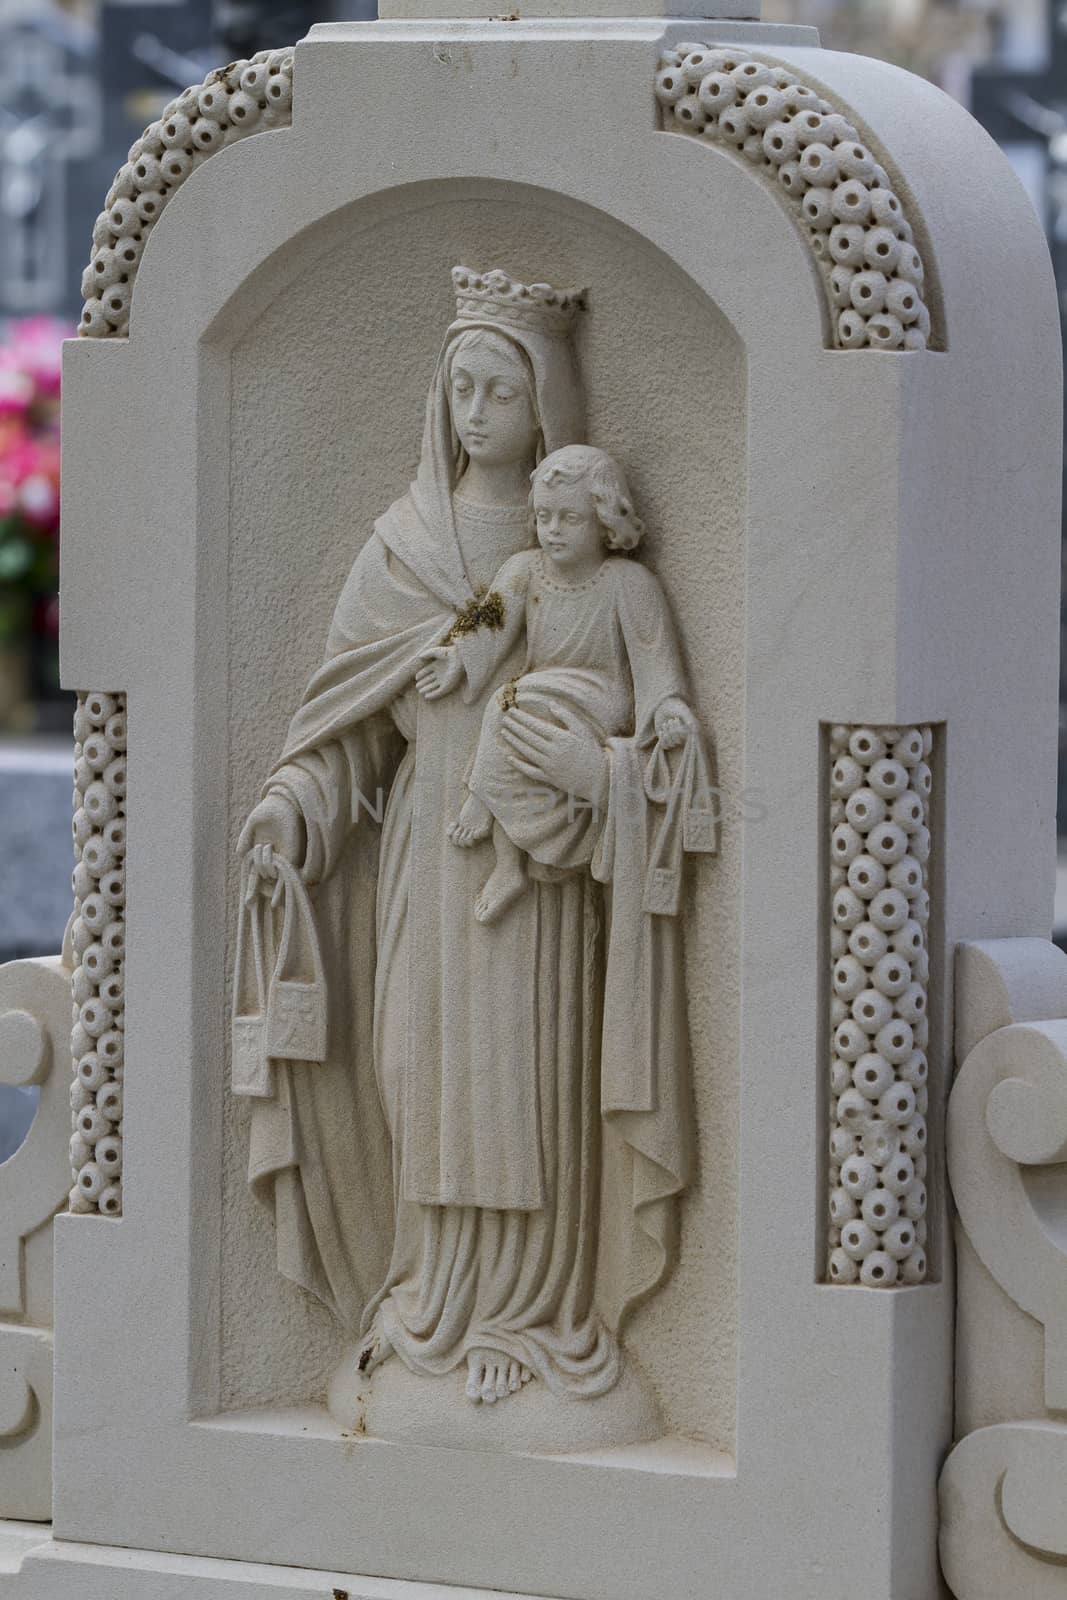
[500,700,610,810]
[237,791,305,867]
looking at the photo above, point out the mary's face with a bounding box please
[449,343,539,468]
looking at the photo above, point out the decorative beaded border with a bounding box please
[79,48,294,338]
[655,46,934,352]
[69,693,127,1215]
[826,724,932,1286]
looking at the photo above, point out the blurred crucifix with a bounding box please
[0,7,97,315]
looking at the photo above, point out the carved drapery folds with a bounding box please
[0,955,73,1520]
[940,939,1067,1599]
[654,46,935,351]
[69,692,127,1215]
[826,724,932,1286]
[79,48,294,338]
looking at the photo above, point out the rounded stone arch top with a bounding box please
[79,47,295,338]
[80,30,937,357]
[655,42,938,351]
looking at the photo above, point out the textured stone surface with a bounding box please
[35,12,1063,1600]
[222,187,744,1450]
[941,940,1067,1598]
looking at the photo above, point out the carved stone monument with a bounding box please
[0,1,1064,1597]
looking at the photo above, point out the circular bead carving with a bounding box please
[825,724,933,1286]
[69,691,127,1216]
[80,50,295,338]
[655,49,933,351]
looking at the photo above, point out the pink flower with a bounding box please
[0,366,33,417]
[3,437,47,485]
[18,472,58,526]
[7,315,66,401]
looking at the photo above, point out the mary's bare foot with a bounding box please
[465,1348,533,1405]
[356,1319,394,1378]
[474,856,526,925]
[448,792,493,848]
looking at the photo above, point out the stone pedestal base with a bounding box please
[328,1350,662,1455]
[0,1525,544,1600]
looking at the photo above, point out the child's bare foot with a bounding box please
[448,793,492,848]
[474,855,526,924]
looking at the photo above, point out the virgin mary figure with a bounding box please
[236,266,698,1429]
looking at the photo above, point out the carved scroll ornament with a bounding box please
[0,955,72,1520]
[939,939,1067,1600]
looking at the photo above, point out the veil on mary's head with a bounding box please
[375,267,588,609]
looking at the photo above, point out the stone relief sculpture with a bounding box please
[233,267,714,1432]
[419,443,706,925]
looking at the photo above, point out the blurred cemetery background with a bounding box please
[0,0,1062,1153]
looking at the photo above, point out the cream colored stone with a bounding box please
[68,691,126,1217]
[826,722,932,1288]
[949,1016,1067,1406]
[330,1355,663,1452]
[33,10,1061,1600]
[941,1423,1067,1600]
[0,958,73,1522]
[220,184,744,1453]
[232,266,711,1444]
[655,45,934,351]
[941,939,1067,1598]
[1,1525,551,1599]
[955,935,1067,1065]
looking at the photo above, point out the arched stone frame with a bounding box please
[80,42,941,355]
[70,44,948,1278]
[54,22,1057,1600]
[79,49,295,338]
[70,43,946,1278]
[654,44,940,352]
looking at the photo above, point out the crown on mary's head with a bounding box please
[451,266,586,338]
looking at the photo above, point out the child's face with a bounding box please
[533,479,602,569]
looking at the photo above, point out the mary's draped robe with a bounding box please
[243,311,696,1395]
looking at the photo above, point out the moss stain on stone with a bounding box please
[445,587,506,642]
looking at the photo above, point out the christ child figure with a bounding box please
[415,443,699,923]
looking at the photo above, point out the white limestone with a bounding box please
[232,268,711,1440]
[0,5,1062,1599]
[939,939,1067,1599]
[68,691,126,1216]
[827,722,932,1287]
[654,44,933,349]
[0,957,72,1521]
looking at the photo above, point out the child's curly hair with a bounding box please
[529,444,644,552]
